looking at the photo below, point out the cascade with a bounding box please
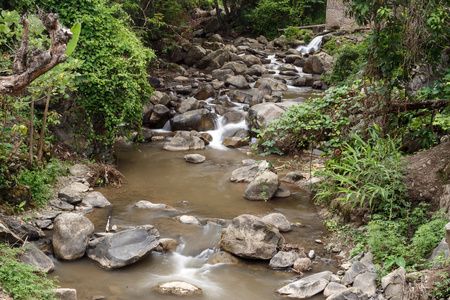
[296,35,323,55]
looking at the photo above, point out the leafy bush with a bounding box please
[15,159,68,207]
[284,27,312,44]
[432,272,450,300]
[0,244,59,300]
[314,126,408,219]
[252,84,364,155]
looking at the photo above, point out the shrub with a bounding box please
[0,244,59,300]
[284,27,312,44]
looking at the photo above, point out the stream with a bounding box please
[49,36,339,299]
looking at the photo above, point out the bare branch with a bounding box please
[0,13,72,96]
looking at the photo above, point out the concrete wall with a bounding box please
[326,0,357,29]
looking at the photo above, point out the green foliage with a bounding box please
[65,22,81,56]
[252,84,363,155]
[432,272,450,300]
[284,27,312,44]
[410,211,448,259]
[15,159,68,207]
[244,0,326,39]
[0,244,59,300]
[34,0,156,149]
[314,126,407,219]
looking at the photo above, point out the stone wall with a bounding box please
[326,0,357,29]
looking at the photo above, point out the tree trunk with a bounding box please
[29,101,34,166]
[37,91,51,160]
[0,12,72,96]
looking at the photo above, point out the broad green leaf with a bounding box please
[65,22,81,56]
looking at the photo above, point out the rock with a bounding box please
[175,85,192,95]
[53,213,94,260]
[212,69,234,81]
[163,131,205,151]
[150,91,171,106]
[170,109,216,132]
[251,83,272,106]
[230,165,260,183]
[184,45,207,66]
[308,250,315,259]
[134,200,172,210]
[134,128,154,143]
[195,49,231,70]
[209,33,223,43]
[269,251,300,268]
[222,61,248,75]
[240,54,261,67]
[353,272,377,297]
[178,215,200,225]
[2,218,45,241]
[275,188,291,198]
[223,111,244,124]
[326,287,368,300]
[220,214,284,260]
[427,238,449,268]
[246,64,267,76]
[243,171,280,201]
[285,54,302,64]
[82,192,111,208]
[303,52,334,75]
[146,104,171,128]
[53,288,77,300]
[58,182,89,205]
[69,164,92,180]
[254,78,288,91]
[225,75,250,89]
[232,90,252,104]
[293,257,312,271]
[381,267,406,300]
[194,84,215,100]
[277,271,333,298]
[246,102,298,130]
[86,225,160,269]
[341,261,368,285]
[155,238,179,252]
[48,199,74,211]
[222,137,248,148]
[35,219,52,229]
[178,97,199,114]
[262,213,291,232]
[20,244,55,273]
[282,171,304,183]
[155,281,202,296]
[184,154,206,164]
[323,282,347,297]
[446,222,450,245]
[207,251,239,265]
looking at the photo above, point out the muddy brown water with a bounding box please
[49,143,337,300]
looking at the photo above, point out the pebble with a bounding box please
[315,239,323,244]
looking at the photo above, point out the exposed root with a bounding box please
[87,163,124,187]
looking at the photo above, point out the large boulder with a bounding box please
[53,213,95,260]
[178,97,199,114]
[243,171,279,201]
[230,165,260,183]
[145,104,170,128]
[58,182,89,205]
[220,214,284,260]
[194,84,215,100]
[81,192,111,208]
[381,267,406,300]
[303,52,334,75]
[240,54,261,67]
[277,271,333,298]
[254,78,288,91]
[86,225,160,269]
[195,49,231,70]
[225,75,250,89]
[184,45,207,66]
[262,213,291,232]
[21,245,55,273]
[250,83,272,106]
[163,131,205,151]
[212,69,234,81]
[246,102,298,130]
[170,109,216,132]
[222,61,248,75]
[326,287,368,300]
[269,251,300,268]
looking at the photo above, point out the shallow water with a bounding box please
[50,143,337,300]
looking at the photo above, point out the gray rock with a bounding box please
[178,97,199,114]
[225,75,250,89]
[170,109,216,132]
[277,271,333,298]
[207,251,239,265]
[184,154,206,164]
[220,214,284,260]
[146,104,170,128]
[222,137,248,148]
[155,281,202,296]
[49,199,74,211]
[269,251,300,268]
[212,69,234,81]
[353,272,377,297]
[222,61,248,75]
[87,225,160,269]
[243,171,280,201]
[251,83,272,106]
[53,288,77,300]
[58,182,89,204]
[246,64,267,76]
[341,261,368,285]
[35,219,52,229]
[262,213,291,232]
[381,267,406,300]
[194,84,215,100]
[446,222,450,245]
[155,238,179,252]
[82,192,111,208]
[185,45,207,66]
[326,287,368,300]
[323,282,347,297]
[308,250,315,259]
[134,200,172,210]
[163,131,205,151]
[254,78,288,91]
[53,213,94,260]
[69,164,92,180]
[294,257,312,271]
[178,215,200,225]
[282,171,304,183]
[240,54,261,67]
[21,245,55,273]
[246,102,298,130]
[275,188,291,198]
[230,165,260,183]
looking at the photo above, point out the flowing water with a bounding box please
[49,46,337,300]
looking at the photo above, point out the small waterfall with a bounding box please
[296,35,323,55]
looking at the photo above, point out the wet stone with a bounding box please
[48,199,74,211]
[155,281,202,296]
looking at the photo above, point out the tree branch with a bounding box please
[0,12,72,96]
[389,99,450,113]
